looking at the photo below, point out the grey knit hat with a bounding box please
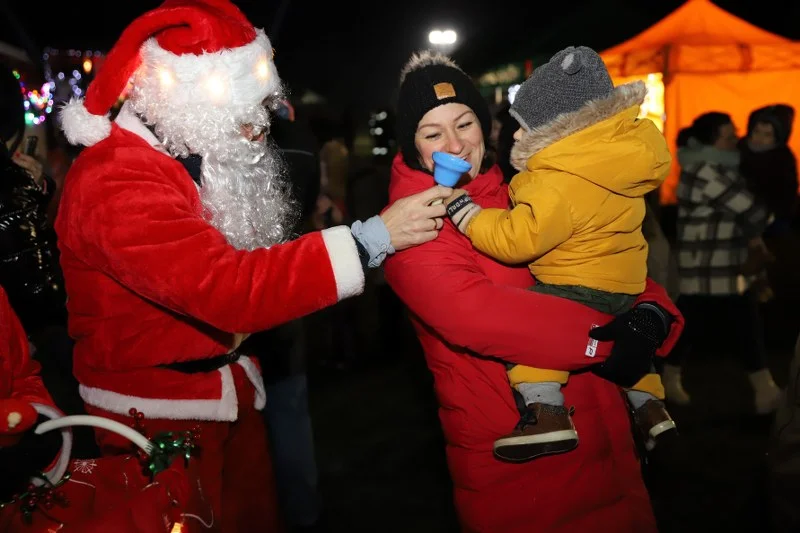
[510,46,613,131]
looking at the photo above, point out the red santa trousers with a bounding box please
[85,363,283,533]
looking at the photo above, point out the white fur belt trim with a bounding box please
[78,359,266,422]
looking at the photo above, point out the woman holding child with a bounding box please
[383,48,684,532]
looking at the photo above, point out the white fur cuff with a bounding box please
[321,226,365,301]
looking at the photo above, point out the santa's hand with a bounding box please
[0,399,38,446]
[380,186,452,251]
[446,189,481,234]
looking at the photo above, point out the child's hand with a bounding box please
[445,190,482,234]
[445,189,469,206]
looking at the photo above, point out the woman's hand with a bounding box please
[12,152,45,186]
[380,185,452,251]
[588,303,672,387]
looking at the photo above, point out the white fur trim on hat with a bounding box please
[139,29,280,109]
[60,97,113,147]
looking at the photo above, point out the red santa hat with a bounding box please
[61,0,280,147]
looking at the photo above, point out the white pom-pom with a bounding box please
[7,411,21,429]
[59,98,112,147]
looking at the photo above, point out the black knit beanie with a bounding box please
[0,62,25,149]
[396,51,491,171]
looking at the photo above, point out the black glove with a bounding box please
[589,302,673,388]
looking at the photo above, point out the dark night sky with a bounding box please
[2,0,799,114]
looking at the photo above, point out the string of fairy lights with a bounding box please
[13,47,105,126]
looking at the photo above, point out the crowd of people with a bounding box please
[0,0,799,532]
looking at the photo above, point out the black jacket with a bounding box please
[739,142,798,220]
[243,118,321,381]
[0,146,66,333]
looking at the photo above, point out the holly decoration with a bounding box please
[0,472,71,523]
[128,409,200,478]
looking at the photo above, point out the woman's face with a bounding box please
[414,103,485,179]
[749,122,777,148]
[714,122,739,152]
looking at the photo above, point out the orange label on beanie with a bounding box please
[434,82,456,99]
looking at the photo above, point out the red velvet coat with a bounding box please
[0,287,53,411]
[55,121,364,421]
[384,156,683,533]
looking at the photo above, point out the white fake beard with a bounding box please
[128,85,297,251]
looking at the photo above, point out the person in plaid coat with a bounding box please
[665,112,781,413]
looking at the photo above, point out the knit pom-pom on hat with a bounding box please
[400,50,461,83]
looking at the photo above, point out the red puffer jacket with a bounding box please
[384,155,683,533]
[0,286,54,418]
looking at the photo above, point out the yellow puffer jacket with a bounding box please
[467,81,671,295]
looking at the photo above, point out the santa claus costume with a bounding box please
[57,1,369,531]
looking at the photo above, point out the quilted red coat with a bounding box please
[384,156,683,533]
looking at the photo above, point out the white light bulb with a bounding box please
[159,68,174,88]
[206,76,227,101]
[256,58,270,80]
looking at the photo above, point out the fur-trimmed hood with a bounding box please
[510,81,671,197]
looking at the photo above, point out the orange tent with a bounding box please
[601,0,800,203]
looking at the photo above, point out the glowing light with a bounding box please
[256,57,269,80]
[613,73,665,132]
[429,29,457,45]
[206,75,226,100]
[15,71,55,125]
[82,59,93,74]
[159,68,175,88]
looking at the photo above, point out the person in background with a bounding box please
[243,98,325,532]
[0,63,93,458]
[739,104,797,237]
[494,101,517,183]
[739,104,797,300]
[0,61,66,337]
[667,112,780,411]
